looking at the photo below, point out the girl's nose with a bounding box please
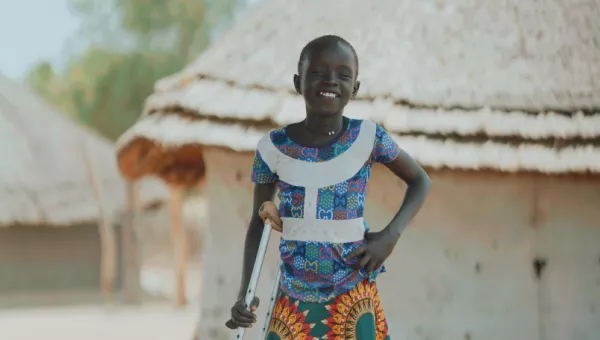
[322,73,338,85]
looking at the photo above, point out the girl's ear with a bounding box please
[351,80,360,99]
[293,74,302,94]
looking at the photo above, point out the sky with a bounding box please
[0,0,82,81]
[0,0,263,82]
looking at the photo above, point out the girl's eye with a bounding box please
[340,73,351,79]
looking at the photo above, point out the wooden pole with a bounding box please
[82,143,117,300]
[122,181,142,304]
[170,186,187,307]
[192,179,207,340]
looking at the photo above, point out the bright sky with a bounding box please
[0,0,263,82]
[0,0,81,81]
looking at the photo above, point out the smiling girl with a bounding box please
[228,35,431,339]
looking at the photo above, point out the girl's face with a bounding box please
[294,42,359,116]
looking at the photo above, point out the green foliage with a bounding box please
[86,51,183,139]
[25,0,244,140]
[25,63,76,119]
[25,63,58,103]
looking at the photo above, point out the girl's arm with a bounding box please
[348,147,431,272]
[382,148,431,238]
[236,182,278,300]
[228,182,277,328]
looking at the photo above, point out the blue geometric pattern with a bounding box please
[277,181,305,218]
[250,119,400,303]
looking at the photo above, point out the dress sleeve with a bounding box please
[372,124,400,164]
[250,148,278,184]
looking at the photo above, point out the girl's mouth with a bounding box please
[318,91,340,98]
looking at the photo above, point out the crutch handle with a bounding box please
[258,201,282,232]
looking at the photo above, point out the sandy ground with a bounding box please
[0,303,199,340]
[0,263,205,340]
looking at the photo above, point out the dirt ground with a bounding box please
[0,303,199,340]
[0,258,205,340]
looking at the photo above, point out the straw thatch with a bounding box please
[115,122,206,187]
[117,0,600,174]
[0,74,168,227]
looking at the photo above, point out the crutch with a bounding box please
[259,264,281,338]
[225,201,282,339]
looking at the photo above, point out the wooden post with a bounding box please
[122,181,142,304]
[82,142,117,300]
[191,180,207,340]
[170,186,187,307]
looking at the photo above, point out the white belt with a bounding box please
[280,217,365,243]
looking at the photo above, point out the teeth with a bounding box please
[319,92,337,98]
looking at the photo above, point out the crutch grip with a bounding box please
[258,201,282,232]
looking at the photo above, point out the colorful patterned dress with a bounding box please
[251,118,400,339]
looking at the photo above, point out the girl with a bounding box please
[228,35,431,339]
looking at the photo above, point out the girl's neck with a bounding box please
[303,114,344,136]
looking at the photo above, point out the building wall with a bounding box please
[0,224,101,294]
[198,147,600,340]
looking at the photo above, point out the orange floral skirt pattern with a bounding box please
[265,279,390,339]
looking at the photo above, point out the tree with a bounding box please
[26,63,77,119]
[26,0,245,140]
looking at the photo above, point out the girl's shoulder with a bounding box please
[255,126,287,156]
[255,126,284,144]
[352,119,392,137]
[267,126,288,147]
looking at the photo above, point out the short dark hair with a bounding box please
[297,35,359,76]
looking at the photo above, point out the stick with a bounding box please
[81,142,116,299]
[169,186,187,306]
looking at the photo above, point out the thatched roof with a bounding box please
[0,74,168,227]
[117,0,600,174]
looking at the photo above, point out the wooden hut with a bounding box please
[0,74,167,298]
[117,0,600,338]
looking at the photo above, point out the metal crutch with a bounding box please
[259,264,282,339]
[225,201,282,339]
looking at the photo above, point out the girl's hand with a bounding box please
[346,230,400,272]
[225,297,260,329]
